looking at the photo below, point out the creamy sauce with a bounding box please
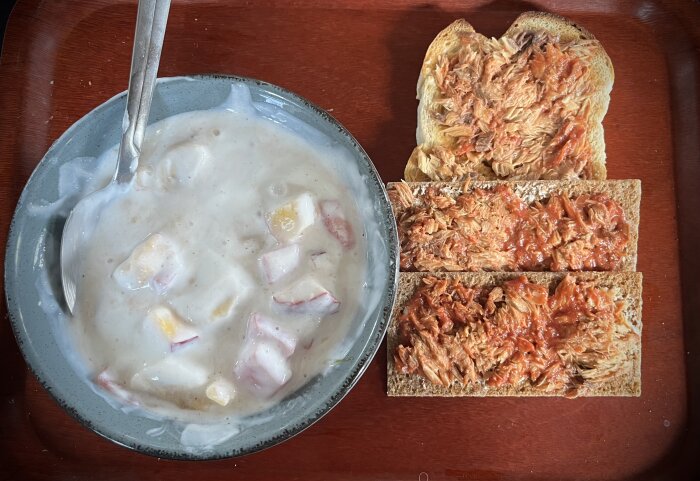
[69,89,366,422]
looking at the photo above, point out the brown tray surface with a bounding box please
[1,0,698,480]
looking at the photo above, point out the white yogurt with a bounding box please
[69,87,367,423]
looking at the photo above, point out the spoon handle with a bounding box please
[114,0,171,184]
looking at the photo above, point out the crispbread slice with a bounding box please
[406,12,614,182]
[388,179,641,272]
[387,271,642,397]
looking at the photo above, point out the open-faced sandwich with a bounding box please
[388,272,642,398]
[388,180,640,272]
[405,12,614,181]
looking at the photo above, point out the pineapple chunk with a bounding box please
[266,193,316,242]
[113,233,181,294]
[211,297,236,320]
[205,378,236,406]
[147,305,198,347]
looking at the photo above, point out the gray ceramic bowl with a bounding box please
[4,75,398,459]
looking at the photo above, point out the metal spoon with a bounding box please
[61,0,171,313]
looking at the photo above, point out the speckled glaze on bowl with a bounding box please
[4,75,399,460]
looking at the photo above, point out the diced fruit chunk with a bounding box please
[113,233,181,294]
[235,341,292,397]
[273,277,340,316]
[157,142,210,188]
[248,313,297,357]
[131,356,208,391]
[147,306,199,349]
[319,200,355,249]
[96,370,139,406]
[260,244,301,284]
[205,378,236,406]
[135,142,210,190]
[267,193,316,242]
[211,297,236,320]
[170,337,199,352]
[234,313,298,398]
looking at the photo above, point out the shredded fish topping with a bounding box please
[394,275,636,397]
[390,183,629,272]
[423,31,599,180]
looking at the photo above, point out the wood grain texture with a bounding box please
[0,0,698,480]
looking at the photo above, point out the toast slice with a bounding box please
[406,12,614,182]
[388,179,640,272]
[388,271,642,397]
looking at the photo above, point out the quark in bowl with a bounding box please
[4,75,398,459]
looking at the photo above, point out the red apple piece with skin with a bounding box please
[96,370,140,406]
[260,244,301,284]
[170,336,199,352]
[235,341,292,397]
[272,277,340,316]
[319,200,355,249]
[248,312,297,357]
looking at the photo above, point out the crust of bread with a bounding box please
[388,179,640,271]
[407,12,614,181]
[387,271,642,397]
[415,18,480,148]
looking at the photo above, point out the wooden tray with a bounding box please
[1,0,698,479]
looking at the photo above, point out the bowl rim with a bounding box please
[3,73,399,460]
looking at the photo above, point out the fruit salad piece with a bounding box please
[234,313,298,397]
[211,297,237,321]
[157,142,210,188]
[273,276,340,316]
[267,193,317,242]
[137,141,211,190]
[319,200,355,249]
[96,370,140,406]
[260,244,301,284]
[205,378,237,407]
[248,312,297,356]
[235,341,293,398]
[131,356,209,391]
[147,305,199,351]
[112,233,182,294]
